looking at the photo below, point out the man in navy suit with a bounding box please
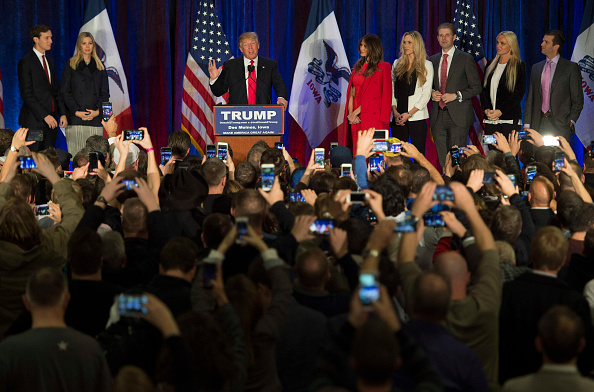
[524,30,583,141]
[18,25,67,151]
[208,32,288,110]
[429,23,482,167]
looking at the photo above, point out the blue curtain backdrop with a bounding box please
[0,0,587,155]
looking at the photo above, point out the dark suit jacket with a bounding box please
[60,60,109,126]
[529,208,556,231]
[210,56,287,105]
[429,48,482,128]
[499,272,594,383]
[480,59,526,121]
[18,50,65,128]
[524,57,583,133]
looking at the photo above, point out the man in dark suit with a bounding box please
[524,30,583,141]
[208,32,288,110]
[528,176,557,230]
[429,23,482,167]
[499,227,594,384]
[18,25,67,152]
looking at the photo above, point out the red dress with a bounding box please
[341,61,393,151]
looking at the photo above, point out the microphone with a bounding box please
[247,64,255,73]
[247,64,272,105]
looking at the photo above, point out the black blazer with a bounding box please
[17,50,66,128]
[480,59,526,121]
[61,60,110,126]
[210,56,287,105]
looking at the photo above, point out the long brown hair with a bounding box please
[69,32,105,71]
[354,34,384,77]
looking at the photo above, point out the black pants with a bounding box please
[391,119,428,155]
[28,117,58,152]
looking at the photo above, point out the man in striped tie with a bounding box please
[17,25,67,151]
[208,32,288,110]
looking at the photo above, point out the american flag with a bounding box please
[0,67,4,128]
[453,0,487,155]
[181,0,233,155]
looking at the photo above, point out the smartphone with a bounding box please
[236,217,248,245]
[525,165,537,186]
[121,179,138,190]
[275,142,283,150]
[482,135,497,144]
[25,129,44,142]
[309,219,335,235]
[371,140,389,152]
[450,147,460,166]
[520,190,529,200]
[330,142,339,150]
[367,210,377,223]
[124,129,144,141]
[160,147,172,166]
[314,148,325,167]
[347,192,367,204]
[508,174,516,185]
[261,163,275,191]
[292,157,299,163]
[341,163,352,177]
[117,294,148,317]
[88,152,98,172]
[101,102,113,122]
[19,156,37,169]
[206,144,216,159]
[389,142,401,153]
[217,142,228,162]
[394,213,417,232]
[423,213,445,227]
[63,171,73,179]
[203,262,216,289]
[543,136,560,146]
[430,203,450,213]
[369,154,384,172]
[517,130,528,139]
[359,272,380,309]
[433,185,454,201]
[34,204,50,217]
[373,130,388,140]
[554,151,565,171]
[482,172,497,184]
[289,192,305,202]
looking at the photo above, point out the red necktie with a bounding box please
[439,53,448,109]
[42,55,55,112]
[248,59,257,105]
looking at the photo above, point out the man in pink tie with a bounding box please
[209,32,288,110]
[429,23,482,167]
[17,25,68,152]
[524,30,583,141]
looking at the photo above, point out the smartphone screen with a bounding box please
[369,155,384,172]
[526,166,537,185]
[341,164,352,177]
[359,273,380,308]
[508,174,516,185]
[34,205,50,217]
[389,142,401,153]
[482,135,497,144]
[394,214,417,232]
[236,217,249,243]
[217,144,228,161]
[330,142,339,150]
[19,156,37,169]
[261,164,275,191]
[543,136,560,146]
[88,152,98,172]
[121,179,138,190]
[482,172,497,184]
[205,144,216,159]
[450,147,460,166]
[124,129,144,141]
[554,152,565,171]
[433,185,454,201]
[117,294,148,317]
[102,102,112,122]
[372,140,389,152]
[275,142,283,150]
[314,149,324,166]
[517,130,528,139]
[289,192,305,202]
[423,213,445,227]
[203,263,216,288]
[160,147,172,166]
[309,219,335,235]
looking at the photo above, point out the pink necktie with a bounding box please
[248,59,257,105]
[439,54,448,109]
[541,60,552,113]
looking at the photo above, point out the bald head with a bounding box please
[434,252,468,282]
[529,177,554,207]
[411,272,451,322]
[295,248,330,290]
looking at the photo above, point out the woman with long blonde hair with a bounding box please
[391,31,433,154]
[61,32,109,154]
[480,31,526,137]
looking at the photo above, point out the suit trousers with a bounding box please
[65,125,103,155]
[391,119,428,155]
[433,109,468,167]
[539,116,571,142]
[28,120,58,152]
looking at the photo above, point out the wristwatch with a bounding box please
[362,248,380,259]
[456,91,463,102]
[10,145,17,152]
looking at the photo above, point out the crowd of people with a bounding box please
[0,18,591,392]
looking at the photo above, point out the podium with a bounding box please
[214,105,284,163]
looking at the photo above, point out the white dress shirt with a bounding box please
[33,47,50,83]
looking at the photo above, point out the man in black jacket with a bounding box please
[18,25,67,151]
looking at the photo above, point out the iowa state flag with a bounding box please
[79,0,133,132]
[572,0,594,149]
[288,0,350,156]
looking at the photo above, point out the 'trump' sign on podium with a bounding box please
[214,105,285,136]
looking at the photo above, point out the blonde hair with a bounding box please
[483,31,521,92]
[239,32,259,46]
[392,31,428,86]
[69,32,105,71]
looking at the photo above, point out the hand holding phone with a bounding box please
[117,294,148,317]
[261,164,275,191]
[359,272,380,310]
